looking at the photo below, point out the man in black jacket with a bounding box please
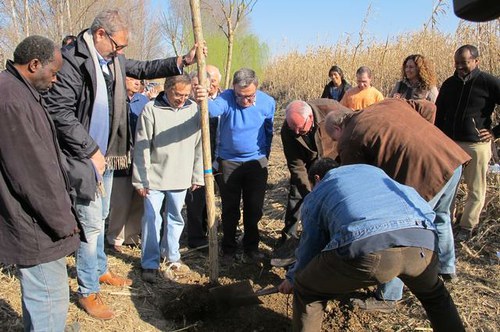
[435,44,500,239]
[0,36,80,332]
[272,99,346,267]
[44,8,203,319]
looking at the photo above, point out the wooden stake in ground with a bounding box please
[189,0,219,282]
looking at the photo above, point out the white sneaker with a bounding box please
[162,261,190,280]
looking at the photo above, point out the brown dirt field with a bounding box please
[1,119,499,332]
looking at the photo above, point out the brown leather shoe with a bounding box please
[78,293,114,320]
[99,271,132,286]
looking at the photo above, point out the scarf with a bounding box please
[83,30,129,170]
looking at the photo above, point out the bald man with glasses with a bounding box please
[271,99,349,267]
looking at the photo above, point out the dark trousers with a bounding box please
[218,158,268,254]
[282,184,305,241]
[293,247,464,332]
[185,187,208,247]
[185,118,220,248]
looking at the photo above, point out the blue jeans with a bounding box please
[18,257,69,332]
[377,166,462,301]
[141,189,187,269]
[75,169,113,296]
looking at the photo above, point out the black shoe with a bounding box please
[242,250,266,264]
[142,269,158,283]
[219,249,235,265]
[439,273,458,283]
[454,227,473,242]
[271,236,299,267]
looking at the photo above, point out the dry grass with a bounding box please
[261,20,500,110]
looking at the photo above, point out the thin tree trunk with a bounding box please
[224,31,234,89]
[24,0,30,37]
[189,0,219,283]
[9,0,20,44]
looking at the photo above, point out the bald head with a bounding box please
[285,100,314,135]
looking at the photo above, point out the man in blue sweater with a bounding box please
[278,158,464,332]
[196,68,275,262]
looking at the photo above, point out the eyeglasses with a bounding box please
[105,31,127,52]
[299,116,309,132]
[235,92,256,102]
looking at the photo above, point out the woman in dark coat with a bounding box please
[321,65,351,101]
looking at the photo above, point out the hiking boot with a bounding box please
[99,270,132,287]
[162,261,190,280]
[271,236,299,267]
[142,269,158,283]
[78,293,114,320]
[351,297,397,313]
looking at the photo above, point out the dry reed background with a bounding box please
[0,18,499,332]
[262,21,499,110]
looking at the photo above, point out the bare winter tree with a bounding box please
[206,0,257,88]
[159,1,192,56]
[0,0,164,68]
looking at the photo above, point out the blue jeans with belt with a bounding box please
[75,169,113,296]
[377,166,462,301]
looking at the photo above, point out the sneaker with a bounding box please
[162,261,190,280]
[142,269,158,283]
[271,236,299,267]
[351,297,397,313]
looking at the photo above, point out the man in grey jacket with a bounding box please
[44,8,203,319]
[133,74,203,283]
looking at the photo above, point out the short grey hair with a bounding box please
[233,68,258,88]
[324,108,355,137]
[90,9,129,34]
[285,100,312,121]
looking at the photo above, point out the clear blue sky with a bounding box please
[248,0,461,56]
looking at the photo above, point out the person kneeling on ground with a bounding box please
[278,158,464,332]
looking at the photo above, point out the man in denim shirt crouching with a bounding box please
[278,159,464,332]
